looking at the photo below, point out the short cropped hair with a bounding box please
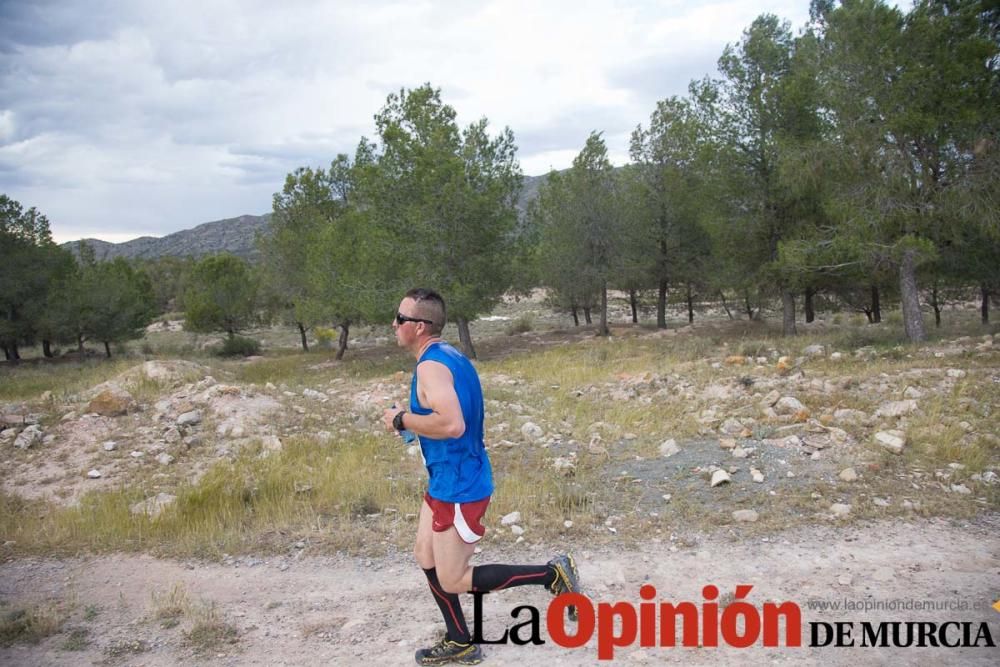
[405,288,446,335]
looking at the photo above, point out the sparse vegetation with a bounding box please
[0,603,62,646]
[184,602,239,654]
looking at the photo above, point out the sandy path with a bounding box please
[2,516,998,666]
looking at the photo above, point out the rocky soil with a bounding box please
[1,321,998,665]
[1,517,997,666]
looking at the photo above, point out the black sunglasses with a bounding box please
[395,311,435,326]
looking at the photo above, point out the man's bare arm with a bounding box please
[381,361,465,439]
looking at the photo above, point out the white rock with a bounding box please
[838,468,858,482]
[872,497,890,507]
[833,409,868,424]
[302,388,328,401]
[830,503,851,517]
[87,469,102,478]
[103,441,117,451]
[838,573,853,586]
[563,520,573,529]
[659,439,680,457]
[803,344,825,357]
[13,425,43,450]
[520,422,543,440]
[875,430,907,454]
[260,435,282,454]
[130,492,177,518]
[950,484,972,495]
[732,509,759,523]
[710,469,731,487]
[830,352,843,361]
[500,511,521,526]
[732,446,751,459]
[946,368,967,379]
[719,418,744,435]
[761,390,781,407]
[156,453,175,465]
[176,410,203,426]
[551,456,576,473]
[750,468,765,483]
[774,397,806,415]
[875,400,918,418]
[130,450,144,458]
[510,525,525,536]
[902,386,923,399]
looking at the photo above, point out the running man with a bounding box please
[383,288,580,666]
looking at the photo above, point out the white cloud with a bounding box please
[0,0,883,243]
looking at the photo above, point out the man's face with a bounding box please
[393,297,421,348]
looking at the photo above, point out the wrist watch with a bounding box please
[392,410,407,432]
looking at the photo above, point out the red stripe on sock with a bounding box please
[493,572,548,590]
[428,580,466,640]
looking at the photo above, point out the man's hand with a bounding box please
[383,407,401,432]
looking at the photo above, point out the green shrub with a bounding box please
[504,315,533,336]
[218,335,260,357]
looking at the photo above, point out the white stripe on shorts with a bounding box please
[452,502,482,544]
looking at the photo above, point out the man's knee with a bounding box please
[438,572,466,595]
[414,540,434,569]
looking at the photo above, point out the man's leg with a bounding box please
[417,500,472,644]
[415,501,483,665]
[430,507,580,620]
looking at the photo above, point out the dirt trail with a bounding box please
[2,517,998,666]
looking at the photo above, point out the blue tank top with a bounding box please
[410,341,494,503]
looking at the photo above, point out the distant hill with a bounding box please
[61,174,554,261]
[62,214,271,261]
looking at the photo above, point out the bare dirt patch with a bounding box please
[0,517,997,666]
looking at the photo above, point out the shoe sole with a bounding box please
[553,554,581,622]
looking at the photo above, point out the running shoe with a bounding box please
[547,553,581,621]
[414,637,484,665]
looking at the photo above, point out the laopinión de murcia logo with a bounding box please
[469,584,997,660]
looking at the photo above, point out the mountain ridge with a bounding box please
[60,173,550,261]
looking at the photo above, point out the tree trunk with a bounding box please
[1,344,9,361]
[781,289,797,336]
[863,307,874,324]
[657,280,668,328]
[899,250,926,342]
[981,284,990,324]
[599,283,609,336]
[583,307,592,325]
[744,291,755,320]
[871,285,882,323]
[10,342,19,360]
[77,334,85,355]
[686,283,694,324]
[718,291,734,320]
[931,283,942,328]
[570,305,579,327]
[297,322,309,352]
[456,317,477,360]
[42,340,53,358]
[335,320,350,361]
[103,341,112,358]
[628,289,638,324]
[804,287,816,323]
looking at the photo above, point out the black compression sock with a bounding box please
[471,563,556,592]
[423,567,470,643]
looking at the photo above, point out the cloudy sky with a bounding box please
[2,0,851,244]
